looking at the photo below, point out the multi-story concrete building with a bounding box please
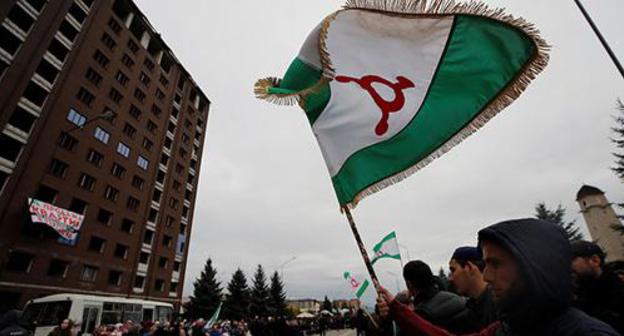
[576,185,624,262]
[0,0,210,311]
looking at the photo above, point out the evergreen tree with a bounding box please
[249,264,270,318]
[322,296,332,311]
[223,268,251,320]
[611,99,624,235]
[268,271,288,317]
[184,258,222,319]
[534,202,583,241]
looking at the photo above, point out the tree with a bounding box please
[534,202,583,241]
[223,268,251,320]
[322,296,332,311]
[184,258,222,319]
[611,99,624,235]
[249,264,270,318]
[268,271,288,317]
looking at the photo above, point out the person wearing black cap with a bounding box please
[571,240,624,333]
[401,260,469,333]
[448,246,497,331]
[376,219,619,335]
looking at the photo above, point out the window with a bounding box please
[146,120,157,133]
[129,105,142,120]
[144,58,155,71]
[155,89,165,101]
[116,142,130,158]
[151,104,161,116]
[66,108,87,128]
[167,121,176,133]
[165,138,173,150]
[104,185,119,202]
[173,261,181,272]
[172,180,181,192]
[168,197,179,210]
[114,244,128,259]
[134,88,146,103]
[97,209,112,226]
[58,132,78,151]
[182,133,190,145]
[76,87,95,107]
[127,197,140,211]
[68,3,88,24]
[93,49,109,68]
[110,163,126,178]
[160,154,169,167]
[68,198,88,214]
[137,156,149,170]
[88,236,106,253]
[152,189,162,203]
[101,32,117,50]
[23,81,49,107]
[158,257,168,269]
[58,19,79,42]
[93,127,110,144]
[179,223,187,235]
[155,279,165,292]
[80,265,98,282]
[142,137,153,151]
[122,123,136,138]
[108,17,122,35]
[156,170,165,184]
[121,54,134,69]
[47,259,69,278]
[48,38,70,63]
[134,275,145,289]
[7,4,36,33]
[25,0,47,12]
[77,173,96,191]
[0,134,23,163]
[1,58,8,78]
[108,270,122,286]
[131,175,144,190]
[6,251,34,273]
[139,252,150,264]
[162,235,172,247]
[0,25,22,57]
[143,230,154,245]
[48,159,68,179]
[35,185,58,204]
[115,70,129,86]
[85,67,103,86]
[7,105,36,135]
[169,282,178,293]
[148,208,158,223]
[184,118,193,129]
[35,58,60,84]
[86,149,104,167]
[159,75,169,87]
[165,216,175,228]
[182,206,190,218]
[121,219,134,233]
[139,72,150,86]
[185,189,192,201]
[109,88,123,104]
[127,39,139,54]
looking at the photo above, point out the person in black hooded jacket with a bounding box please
[376,218,620,336]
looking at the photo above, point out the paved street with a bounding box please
[308,329,356,336]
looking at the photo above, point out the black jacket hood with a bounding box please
[478,218,573,330]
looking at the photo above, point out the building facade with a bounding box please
[576,185,624,262]
[0,0,210,311]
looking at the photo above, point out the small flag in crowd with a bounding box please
[205,302,222,329]
[343,271,370,299]
[371,231,401,265]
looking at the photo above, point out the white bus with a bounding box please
[22,294,174,336]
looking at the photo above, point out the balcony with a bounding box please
[137,262,148,273]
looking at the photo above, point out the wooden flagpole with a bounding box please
[343,207,381,293]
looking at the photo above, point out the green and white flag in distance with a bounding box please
[255,0,549,209]
[205,302,222,329]
[343,271,370,299]
[371,231,401,265]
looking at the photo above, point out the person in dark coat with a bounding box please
[448,246,498,332]
[377,218,620,335]
[402,260,469,333]
[571,240,624,333]
[0,310,30,336]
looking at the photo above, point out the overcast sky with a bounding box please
[134,0,624,305]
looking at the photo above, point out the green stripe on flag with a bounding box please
[373,232,397,252]
[356,279,370,298]
[330,15,535,205]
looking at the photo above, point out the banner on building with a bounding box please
[28,198,84,241]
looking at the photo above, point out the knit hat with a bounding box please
[451,246,483,263]
[571,240,605,261]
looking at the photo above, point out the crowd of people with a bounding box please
[371,218,624,335]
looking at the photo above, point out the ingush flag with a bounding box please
[343,271,370,299]
[371,231,401,265]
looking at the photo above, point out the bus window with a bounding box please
[142,308,153,322]
[101,302,123,325]
[155,307,172,322]
[122,304,142,323]
[23,301,72,327]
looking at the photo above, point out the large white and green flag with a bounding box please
[371,231,401,265]
[343,271,370,299]
[255,0,548,209]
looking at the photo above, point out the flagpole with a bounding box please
[574,0,624,81]
[343,207,381,292]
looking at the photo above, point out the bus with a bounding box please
[21,294,174,336]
